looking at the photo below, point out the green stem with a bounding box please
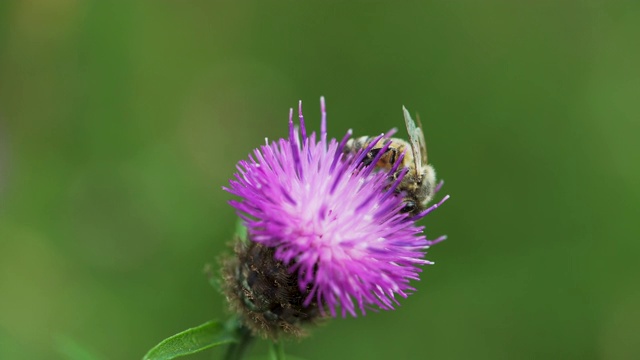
[223,324,254,360]
[268,341,286,360]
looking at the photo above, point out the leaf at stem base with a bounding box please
[143,320,236,360]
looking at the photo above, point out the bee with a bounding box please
[345,106,436,217]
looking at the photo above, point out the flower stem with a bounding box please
[223,323,253,360]
[268,341,286,360]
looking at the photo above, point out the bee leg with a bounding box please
[387,147,398,166]
[362,147,397,167]
[362,148,382,166]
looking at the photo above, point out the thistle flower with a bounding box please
[224,98,446,326]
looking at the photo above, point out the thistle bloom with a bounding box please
[224,98,447,318]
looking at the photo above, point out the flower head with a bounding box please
[225,98,446,317]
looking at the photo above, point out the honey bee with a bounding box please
[345,106,436,217]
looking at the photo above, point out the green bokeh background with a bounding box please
[1,1,639,359]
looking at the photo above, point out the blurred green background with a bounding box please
[1,1,639,359]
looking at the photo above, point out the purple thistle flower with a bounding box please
[224,98,447,318]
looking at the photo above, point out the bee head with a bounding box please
[400,200,417,214]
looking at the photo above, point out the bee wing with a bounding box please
[414,112,428,165]
[402,106,427,174]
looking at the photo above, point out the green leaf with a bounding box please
[143,320,236,360]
